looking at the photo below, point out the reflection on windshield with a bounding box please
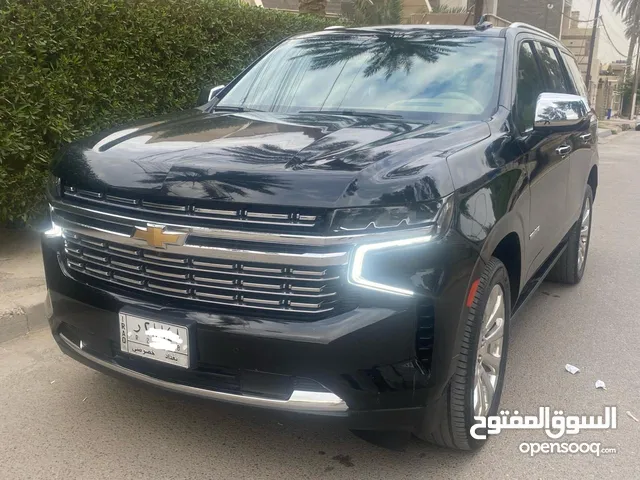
[217,29,504,120]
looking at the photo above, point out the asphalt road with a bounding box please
[2,132,640,479]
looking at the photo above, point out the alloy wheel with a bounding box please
[473,284,506,417]
[577,196,591,272]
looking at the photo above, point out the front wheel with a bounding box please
[417,257,511,450]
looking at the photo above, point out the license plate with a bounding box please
[119,313,190,368]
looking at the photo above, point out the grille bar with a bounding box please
[67,261,337,314]
[63,232,342,314]
[64,233,339,282]
[63,187,319,228]
[53,213,350,268]
[50,201,433,248]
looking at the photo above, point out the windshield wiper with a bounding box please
[298,109,403,119]
[213,105,261,113]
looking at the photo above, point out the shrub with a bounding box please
[352,0,402,25]
[0,0,339,224]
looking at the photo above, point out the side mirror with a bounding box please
[534,92,589,130]
[197,84,226,106]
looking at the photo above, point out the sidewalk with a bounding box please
[0,228,48,343]
[598,118,637,139]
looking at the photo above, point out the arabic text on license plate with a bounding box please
[119,313,189,368]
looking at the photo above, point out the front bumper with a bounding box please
[43,228,480,432]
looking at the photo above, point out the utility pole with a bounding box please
[630,48,640,120]
[585,0,602,102]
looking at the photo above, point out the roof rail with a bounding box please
[509,22,559,41]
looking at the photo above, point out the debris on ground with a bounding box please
[565,364,580,374]
[626,411,639,422]
[50,380,55,384]
[82,397,87,402]
[595,380,607,390]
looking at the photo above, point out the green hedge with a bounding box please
[0,0,339,224]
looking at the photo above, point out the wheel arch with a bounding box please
[587,165,598,200]
[489,232,521,309]
[475,205,526,308]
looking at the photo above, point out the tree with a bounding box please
[352,0,403,25]
[299,0,326,16]
[292,28,477,80]
[611,0,640,117]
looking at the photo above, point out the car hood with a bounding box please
[52,109,490,208]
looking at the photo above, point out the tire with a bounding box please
[547,185,593,285]
[417,257,511,450]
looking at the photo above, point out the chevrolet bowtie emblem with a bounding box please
[132,225,186,249]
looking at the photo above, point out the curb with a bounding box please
[0,291,49,344]
[597,128,613,140]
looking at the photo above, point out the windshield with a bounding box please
[216,29,504,121]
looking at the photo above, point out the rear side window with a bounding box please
[534,42,570,93]
[515,41,546,132]
[561,51,589,103]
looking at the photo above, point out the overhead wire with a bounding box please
[600,17,631,59]
[574,0,598,65]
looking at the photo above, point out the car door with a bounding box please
[559,49,598,229]
[513,39,572,279]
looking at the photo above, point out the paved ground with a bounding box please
[0,228,47,341]
[2,132,640,479]
[0,228,45,305]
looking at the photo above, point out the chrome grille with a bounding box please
[62,186,320,230]
[50,192,433,317]
[62,231,344,315]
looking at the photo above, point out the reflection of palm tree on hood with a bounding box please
[292,29,477,80]
[167,165,292,198]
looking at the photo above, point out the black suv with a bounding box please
[43,23,598,450]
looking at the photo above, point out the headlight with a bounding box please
[331,201,442,233]
[44,204,62,238]
[348,195,453,296]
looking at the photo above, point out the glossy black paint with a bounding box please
[45,25,598,432]
[51,111,471,209]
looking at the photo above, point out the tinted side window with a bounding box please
[561,51,589,102]
[515,41,546,132]
[534,42,570,93]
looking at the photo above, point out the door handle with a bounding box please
[556,145,572,156]
[580,133,592,142]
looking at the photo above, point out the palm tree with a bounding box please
[291,28,477,80]
[611,0,640,117]
[352,0,403,25]
[298,0,326,16]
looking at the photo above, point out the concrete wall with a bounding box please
[404,11,509,25]
[402,0,431,23]
[596,76,621,118]
[562,27,600,105]
[496,0,566,37]
[258,0,344,15]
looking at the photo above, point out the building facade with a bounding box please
[561,12,601,107]
[496,0,572,38]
